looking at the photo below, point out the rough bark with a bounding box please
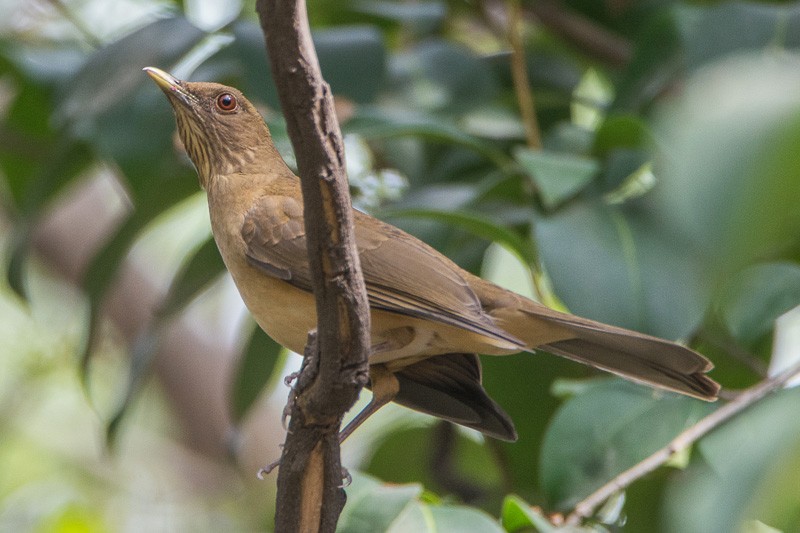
[256,1,372,532]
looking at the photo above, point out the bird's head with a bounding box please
[144,67,277,188]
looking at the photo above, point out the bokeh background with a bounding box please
[1,0,800,531]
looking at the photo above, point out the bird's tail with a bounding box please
[518,306,720,401]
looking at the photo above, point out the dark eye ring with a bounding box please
[216,93,237,111]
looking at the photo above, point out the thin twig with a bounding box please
[566,359,800,525]
[507,0,541,150]
[696,330,768,377]
[529,1,632,68]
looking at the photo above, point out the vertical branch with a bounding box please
[255,1,372,532]
[507,0,542,149]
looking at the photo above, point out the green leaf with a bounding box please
[593,114,653,157]
[349,107,511,168]
[720,263,800,346]
[157,236,226,319]
[501,494,556,533]
[338,473,423,533]
[664,387,800,533]
[229,325,286,424]
[350,1,446,34]
[535,200,708,339]
[57,16,205,131]
[315,26,387,104]
[514,147,598,209]
[651,54,800,279]
[411,40,499,111]
[539,379,714,509]
[676,3,800,71]
[383,207,537,266]
[386,503,505,533]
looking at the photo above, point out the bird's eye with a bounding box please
[216,93,237,112]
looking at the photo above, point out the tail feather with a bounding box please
[535,313,720,400]
[391,352,518,441]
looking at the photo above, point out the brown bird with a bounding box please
[144,67,719,442]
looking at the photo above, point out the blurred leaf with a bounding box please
[536,200,708,338]
[652,54,800,280]
[349,107,511,167]
[665,387,800,533]
[387,503,505,533]
[410,40,499,110]
[514,147,598,209]
[600,153,654,202]
[106,326,165,447]
[339,473,422,533]
[230,325,285,424]
[57,16,205,130]
[539,379,713,509]
[676,3,800,72]
[461,107,526,141]
[720,263,800,346]
[79,213,153,382]
[383,207,536,265]
[365,424,503,503]
[157,236,225,319]
[482,242,535,300]
[315,26,387,103]
[501,495,556,533]
[350,1,446,34]
[613,10,681,111]
[593,114,653,158]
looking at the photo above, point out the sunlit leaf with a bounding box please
[501,494,557,533]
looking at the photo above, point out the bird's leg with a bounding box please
[339,364,399,443]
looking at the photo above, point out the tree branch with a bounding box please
[529,1,632,68]
[256,2,372,532]
[507,0,542,150]
[566,359,800,525]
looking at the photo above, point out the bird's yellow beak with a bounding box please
[143,66,180,91]
[143,67,195,106]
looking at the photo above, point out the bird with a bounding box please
[144,66,719,442]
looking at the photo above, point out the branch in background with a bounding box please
[507,0,542,149]
[256,1,372,532]
[529,0,632,68]
[566,359,800,525]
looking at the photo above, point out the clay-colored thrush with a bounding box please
[144,67,719,442]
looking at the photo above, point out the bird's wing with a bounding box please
[241,195,522,346]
